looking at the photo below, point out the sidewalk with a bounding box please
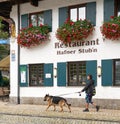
[0,102,120,123]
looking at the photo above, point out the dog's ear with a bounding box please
[46,94,49,96]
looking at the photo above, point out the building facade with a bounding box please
[10,0,120,109]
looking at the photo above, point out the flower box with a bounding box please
[56,18,94,44]
[17,24,50,48]
[101,16,120,40]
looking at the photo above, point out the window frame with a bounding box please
[68,4,86,21]
[29,11,44,26]
[29,64,44,87]
[67,61,86,86]
[113,59,120,86]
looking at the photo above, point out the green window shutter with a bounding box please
[20,65,28,87]
[21,14,29,28]
[86,2,96,26]
[57,62,66,86]
[44,9,52,31]
[104,0,114,22]
[102,60,113,86]
[86,60,97,86]
[44,63,53,86]
[59,7,68,27]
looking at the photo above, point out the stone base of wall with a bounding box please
[10,97,120,110]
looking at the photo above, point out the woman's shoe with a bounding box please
[83,108,89,112]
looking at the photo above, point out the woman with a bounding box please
[79,74,100,112]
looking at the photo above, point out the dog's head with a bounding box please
[44,94,50,101]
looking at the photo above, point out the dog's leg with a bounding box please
[53,105,56,111]
[46,104,51,111]
[67,104,71,113]
[60,105,63,112]
[59,101,64,112]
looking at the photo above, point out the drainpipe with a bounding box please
[17,0,20,104]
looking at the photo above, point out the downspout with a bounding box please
[17,0,20,104]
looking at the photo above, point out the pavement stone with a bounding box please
[0,102,120,124]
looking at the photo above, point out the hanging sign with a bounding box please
[20,65,28,87]
[0,39,10,44]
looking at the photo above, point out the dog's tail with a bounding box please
[65,101,71,107]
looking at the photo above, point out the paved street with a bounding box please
[0,102,120,124]
[0,114,119,124]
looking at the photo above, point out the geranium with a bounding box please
[56,18,94,44]
[17,24,50,48]
[100,16,120,40]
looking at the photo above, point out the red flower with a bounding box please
[110,16,114,19]
[29,23,33,28]
[40,24,43,27]
[70,21,74,26]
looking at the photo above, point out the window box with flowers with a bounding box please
[101,16,120,40]
[17,24,50,48]
[56,18,94,44]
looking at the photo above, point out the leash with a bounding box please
[56,91,81,97]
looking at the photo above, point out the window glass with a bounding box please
[114,60,120,85]
[68,62,86,86]
[118,3,120,16]
[29,64,44,86]
[30,13,44,26]
[38,13,44,25]
[115,0,120,16]
[31,15,37,26]
[70,8,77,21]
[79,7,86,20]
[69,5,86,21]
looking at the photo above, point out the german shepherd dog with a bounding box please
[44,94,71,112]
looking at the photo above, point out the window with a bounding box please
[69,5,86,21]
[114,60,120,86]
[115,0,120,16]
[30,12,44,26]
[68,62,86,86]
[29,64,44,86]
[21,9,52,29]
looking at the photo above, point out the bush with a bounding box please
[2,77,9,87]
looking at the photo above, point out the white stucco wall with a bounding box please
[10,0,120,100]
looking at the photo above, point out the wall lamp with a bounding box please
[54,68,57,78]
[97,66,102,77]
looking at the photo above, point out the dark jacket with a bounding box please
[81,79,95,95]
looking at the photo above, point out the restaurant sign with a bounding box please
[55,39,99,55]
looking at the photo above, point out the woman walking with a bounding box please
[79,74,100,112]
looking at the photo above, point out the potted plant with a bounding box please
[101,16,120,40]
[56,18,94,44]
[17,24,50,48]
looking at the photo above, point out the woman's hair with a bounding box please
[87,74,92,79]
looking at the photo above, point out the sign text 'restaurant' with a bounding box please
[55,39,99,49]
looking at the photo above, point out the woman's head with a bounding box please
[87,74,92,80]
